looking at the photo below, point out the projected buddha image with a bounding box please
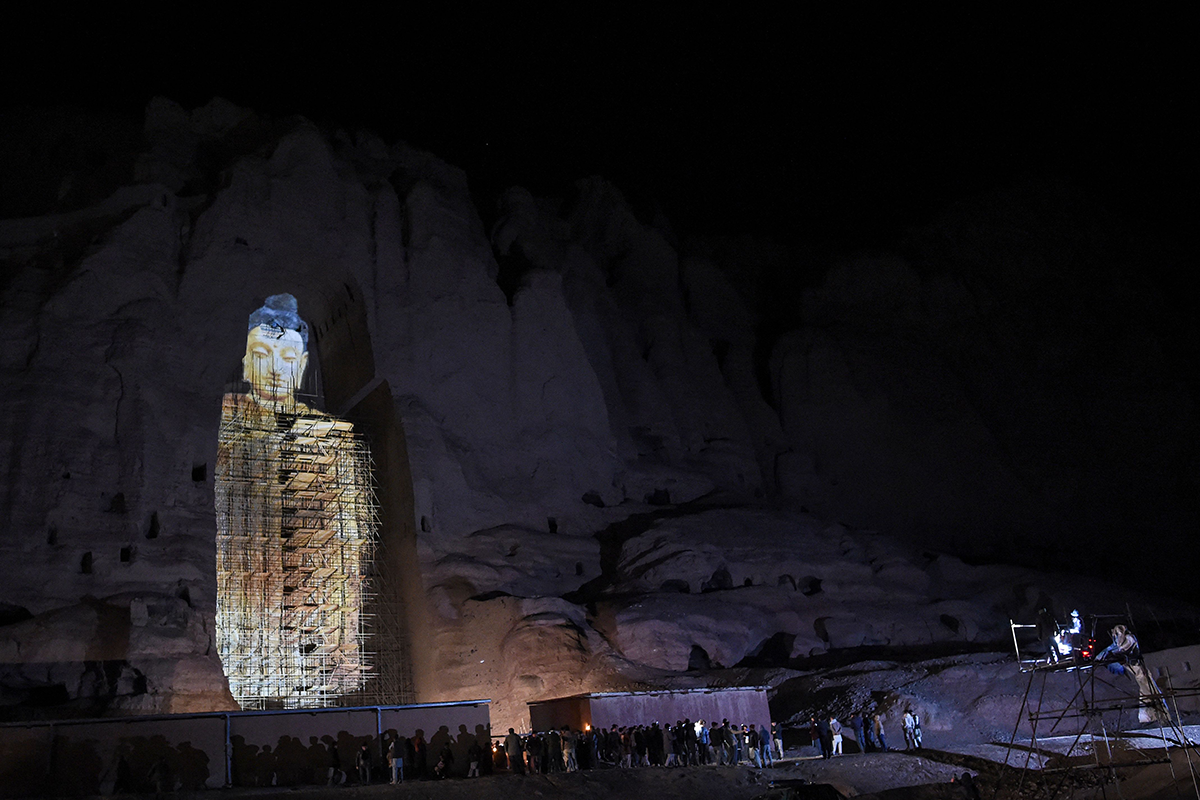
[215,294,376,708]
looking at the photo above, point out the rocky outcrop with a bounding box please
[396,496,1189,732]
[771,650,1111,748]
[0,593,233,715]
[596,506,1168,673]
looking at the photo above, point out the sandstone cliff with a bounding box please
[0,99,1195,728]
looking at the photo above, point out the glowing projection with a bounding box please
[215,294,378,709]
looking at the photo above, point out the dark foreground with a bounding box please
[14,753,981,800]
[21,746,1200,800]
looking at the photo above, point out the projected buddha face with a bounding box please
[243,324,308,406]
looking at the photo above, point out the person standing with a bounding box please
[861,712,875,751]
[387,736,402,784]
[525,731,540,774]
[830,716,843,756]
[413,732,427,779]
[612,725,625,765]
[634,725,648,766]
[433,742,454,779]
[548,728,563,772]
[504,728,525,775]
[850,714,865,753]
[659,722,672,766]
[563,727,578,772]
[403,737,416,779]
[649,722,663,766]
[326,739,343,785]
[355,742,371,785]
[467,739,482,777]
[903,709,916,750]
[873,714,889,752]
[1036,607,1060,663]
[684,718,698,766]
[771,721,784,761]
[809,717,821,757]
[816,716,832,759]
[758,724,773,767]
[663,724,677,767]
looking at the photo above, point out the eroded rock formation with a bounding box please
[1,98,1196,729]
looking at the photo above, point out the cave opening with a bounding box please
[688,645,714,671]
[736,631,796,668]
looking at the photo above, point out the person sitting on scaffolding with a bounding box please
[1096,624,1139,675]
[1095,623,1165,723]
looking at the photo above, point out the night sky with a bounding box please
[2,12,1191,250]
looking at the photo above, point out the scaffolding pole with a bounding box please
[1000,618,1200,799]
[215,395,385,709]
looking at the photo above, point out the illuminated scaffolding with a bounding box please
[215,398,380,709]
[1004,617,1200,798]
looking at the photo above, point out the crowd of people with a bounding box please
[370,732,485,784]
[499,719,785,774]
[496,708,928,777]
[806,708,923,758]
[228,708,927,787]
[282,731,488,786]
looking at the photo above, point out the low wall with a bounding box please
[528,688,771,735]
[1144,645,1200,713]
[588,688,770,731]
[528,697,590,733]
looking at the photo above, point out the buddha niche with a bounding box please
[215,293,375,708]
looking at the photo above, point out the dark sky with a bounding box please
[2,11,1192,246]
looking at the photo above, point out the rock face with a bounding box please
[0,99,1196,729]
[770,650,1115,750]
[0,593,230,715]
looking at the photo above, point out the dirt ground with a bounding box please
[47,751,983,800]
[39,742,1200,800]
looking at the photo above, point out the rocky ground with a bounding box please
[36,742,1200,800]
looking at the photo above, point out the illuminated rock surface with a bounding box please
[0,99,1196,730]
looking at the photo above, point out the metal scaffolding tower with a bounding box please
[215,396,386,709]
[1004,618,1200,799]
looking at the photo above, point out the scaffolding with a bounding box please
[1003,617,1200,798]
[215,393,380,709]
